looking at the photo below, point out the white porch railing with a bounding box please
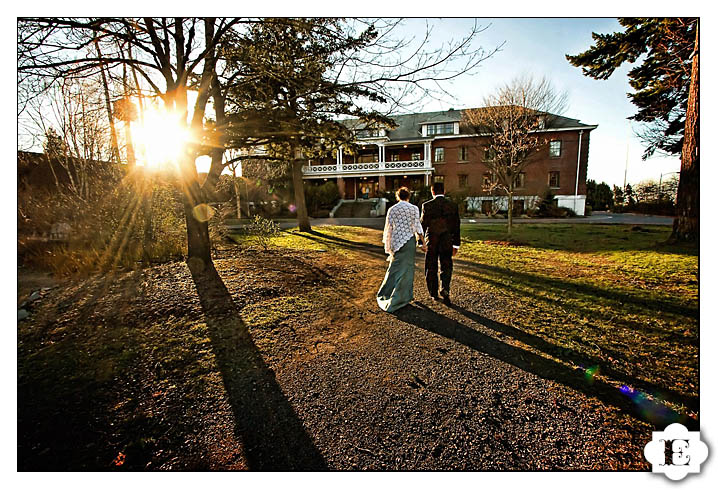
[303,159,432,176]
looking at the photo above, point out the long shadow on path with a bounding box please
[189,263,327,470]
[450,304,698,414]
[394,303,697,430]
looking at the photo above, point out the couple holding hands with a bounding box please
[377,182,461,313]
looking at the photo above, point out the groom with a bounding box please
[420,182,461,305]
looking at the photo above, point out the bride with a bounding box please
[376,187,426,312]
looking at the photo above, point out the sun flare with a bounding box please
[132,107,191,168]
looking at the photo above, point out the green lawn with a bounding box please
[457,223,698,419]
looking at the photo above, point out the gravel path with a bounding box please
[257,235,654,470]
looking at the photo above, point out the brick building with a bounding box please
[302,108,597,215]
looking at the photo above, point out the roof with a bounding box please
[343,108,596,141]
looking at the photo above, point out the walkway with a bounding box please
[225,212,674,231]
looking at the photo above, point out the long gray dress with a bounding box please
[376,236,417,312]
[377,200,423,312]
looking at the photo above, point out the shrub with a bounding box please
[245,215,280,251]
[410,185,433,208]
[208,202,234,250]
[18,177,187,275]
[558,206,577,218]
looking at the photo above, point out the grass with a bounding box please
[457,223,698,418]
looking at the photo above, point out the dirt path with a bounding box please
[18,231,656,470]
[262,230,653,470]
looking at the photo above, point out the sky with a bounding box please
[392,17,682,189]
[14,17,683,190]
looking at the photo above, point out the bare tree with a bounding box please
[27,76,113,201]
[464,75,568,235]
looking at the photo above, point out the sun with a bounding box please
[132,107,191,168]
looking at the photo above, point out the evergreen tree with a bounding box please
[585,179,597,208]
[567,18,698,241]
[613,185,624,206]
[566,18,695,158]
[594,182,614,210]
[219,19,395,232]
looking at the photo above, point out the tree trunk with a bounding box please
[184,195,212,272]
[180,155,212,272]
[507,189,514,236]
[671,22,699,243]
[233,166,242,219]
[292,158,311,232]
[94,40,120,164]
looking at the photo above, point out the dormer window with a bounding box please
[356,128,382,139]
[425,123,455,136]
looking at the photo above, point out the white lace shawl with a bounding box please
[382,200,423,254]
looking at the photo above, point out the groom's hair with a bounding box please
[396,187,411,201]
[432,182,444,195]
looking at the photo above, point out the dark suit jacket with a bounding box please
[420,196,461,251]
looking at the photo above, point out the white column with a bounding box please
[338,147,343,169]
[574,130,583,213]
[424,142,431,166]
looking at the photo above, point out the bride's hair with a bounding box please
[396,187,411,201]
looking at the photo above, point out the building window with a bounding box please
[434,147,445,162]
[458,146,469,161]
[426,122,455,136]
[549,171,560,188]
[411,152,422,161]
[356,128,381,139]
[514,172,525,189]
[483,148,496,161]
[433,175,445,184]
[549,140,562,157]
[391,154,400,161]
[458,174,468,188]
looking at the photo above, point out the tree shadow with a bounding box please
[449,304,698,413]
[189,262,327,470]
[456,267,697,349]
[393,303,698,430]
[290,230,387,259]
[453,258,698,319]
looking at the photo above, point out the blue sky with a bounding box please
[396,18,682,188]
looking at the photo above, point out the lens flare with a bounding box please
[288,204,297,213]
[192,204,215,222]
[619,385,681,425]
[584,365,600,384]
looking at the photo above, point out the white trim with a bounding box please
[574,130,584,213]
[384,139,433,145]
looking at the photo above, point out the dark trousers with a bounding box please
[424,233,453,297]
